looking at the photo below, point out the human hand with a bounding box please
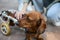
[15,11,25,20]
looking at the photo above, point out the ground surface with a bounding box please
[0,0,60,40]
[0,23,60,40]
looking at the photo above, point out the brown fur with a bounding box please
[19,11,46,40]
[3,11,46,40]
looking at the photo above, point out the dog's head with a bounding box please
[19,11,42,28]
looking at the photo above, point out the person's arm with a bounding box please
[15,0,30,19]
[21,3,28,13]
[21,0,30,12]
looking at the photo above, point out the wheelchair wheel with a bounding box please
[1,22,11,36]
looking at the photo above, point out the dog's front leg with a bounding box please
[37,35,44,40]
[25,33,32,40]
[35,34,44,40]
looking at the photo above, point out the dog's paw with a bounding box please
[25,38,32,40]
[37,38,44,40]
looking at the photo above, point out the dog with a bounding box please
[19,11,46,40]
[1,10,46,40]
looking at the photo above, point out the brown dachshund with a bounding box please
[19,11,46,40]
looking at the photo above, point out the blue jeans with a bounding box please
[18,0,44,13]
[47,3,60,26]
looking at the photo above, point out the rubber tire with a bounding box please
[1,22,11,36]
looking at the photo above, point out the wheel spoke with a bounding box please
[1,25,7,34]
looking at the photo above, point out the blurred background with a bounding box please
[0,0,18,11]
[0,0,60,40]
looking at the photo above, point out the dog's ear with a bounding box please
[27,11,40,21]
[26,12,36,21]
[22,12,34,21]
[28,16,34,21]
[28,16,40,21]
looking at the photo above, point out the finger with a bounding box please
[15,12,19,20]
[17,13,20,20]
[19,13,22,19]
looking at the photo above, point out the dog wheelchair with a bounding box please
[0,10,19,36]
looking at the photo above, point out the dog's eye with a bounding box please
[27,16,30,21]
[22,14,26,18]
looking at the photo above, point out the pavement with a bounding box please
[0,0,60,40]
[0,23,60,40]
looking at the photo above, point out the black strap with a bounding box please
[43,0,55,7]
[28,0,33,5]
